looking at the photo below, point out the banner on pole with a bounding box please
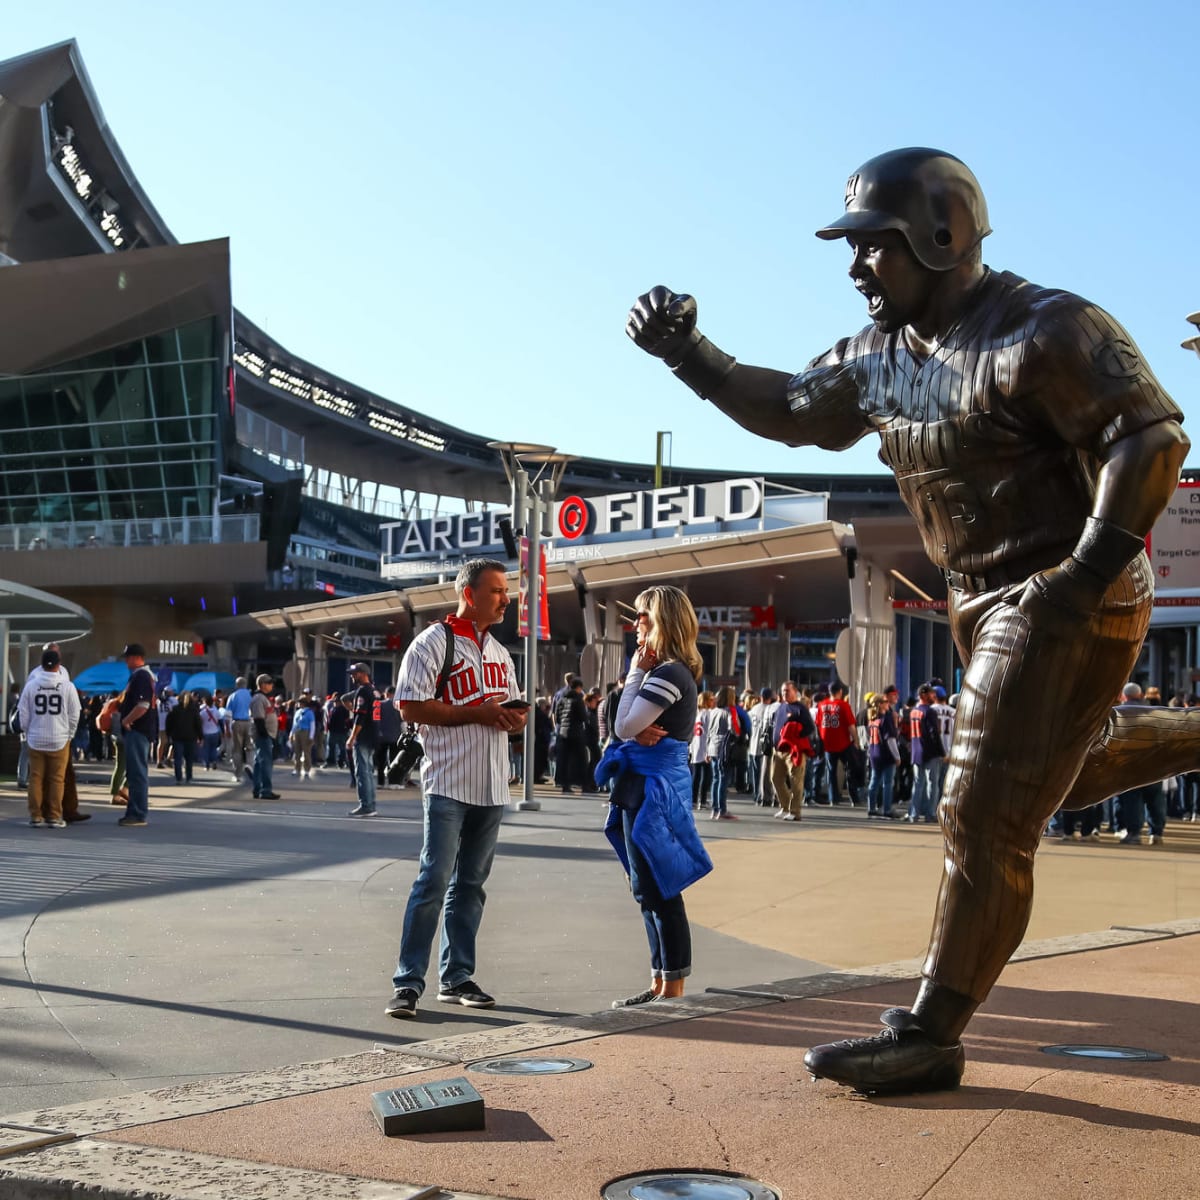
[517,538,550,640]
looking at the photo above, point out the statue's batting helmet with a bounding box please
[816,148,991,271]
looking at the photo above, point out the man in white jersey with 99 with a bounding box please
[18,645,81,827]
[385,558,528,1019]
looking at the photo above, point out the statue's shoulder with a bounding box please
[794,322,887,381]
[991,270,1112,341]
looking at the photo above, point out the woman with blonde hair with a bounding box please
[596,585,712,1007]
[865,691,902,819]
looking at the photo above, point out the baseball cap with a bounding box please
[256,673,273,687]
[759,687,774,700]
[41,648,60,669]
[934,686,947,700]
[122,643,145,658]
[349,662,370,675]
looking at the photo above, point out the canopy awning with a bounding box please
[180,670,237,696]
[0,577,92,640]
[72,661,131,694]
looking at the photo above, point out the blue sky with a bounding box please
[7,2,1198,479]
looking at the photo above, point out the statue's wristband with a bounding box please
[667,332,737,399]
[1069,517,1146,587]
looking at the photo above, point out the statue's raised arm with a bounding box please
[626,285,867,449]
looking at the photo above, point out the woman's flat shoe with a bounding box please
[611,989,658,1009]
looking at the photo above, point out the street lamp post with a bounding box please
[487,443,574,812]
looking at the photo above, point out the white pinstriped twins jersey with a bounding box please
[395,617,520,806]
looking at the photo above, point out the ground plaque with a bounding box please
[371,1076,485,1136]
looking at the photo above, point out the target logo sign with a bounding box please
[557,495,593,540]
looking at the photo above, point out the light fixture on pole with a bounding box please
[487,443,576,812]
[1183,311,1200,361]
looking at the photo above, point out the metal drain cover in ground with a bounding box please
[1041,1044,1168,1062]
[602,1170,780,1199]
[469,1056,593,1075]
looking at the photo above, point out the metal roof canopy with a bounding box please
[196,522,856,643]
[0,578,92,641]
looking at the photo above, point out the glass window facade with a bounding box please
[0,318,222,526]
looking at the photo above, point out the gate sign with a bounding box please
[1149,484,1200,589]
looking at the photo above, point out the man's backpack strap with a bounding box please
[433,620,457,701]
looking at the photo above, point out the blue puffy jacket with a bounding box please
[597,738,713,900]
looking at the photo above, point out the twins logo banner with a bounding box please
[517,536,550,640]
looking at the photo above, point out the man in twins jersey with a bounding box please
[385,558,527,1020]
[815,682,861,807]
[629,148,1194,1094]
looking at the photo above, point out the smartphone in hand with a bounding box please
[501,698,531,710]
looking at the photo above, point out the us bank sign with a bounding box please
[380,479,769,580]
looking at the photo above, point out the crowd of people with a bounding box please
[16,635,1190,849]
[11,645,424,827]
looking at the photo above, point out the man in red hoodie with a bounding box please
[816,682,861,807]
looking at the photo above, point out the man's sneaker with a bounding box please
[385,988,419,1019]
[804,1008,965,1095]
[117,817,148,827]
[28,818,44,827]
[46,818,68,828]
[258,792,281,800]
[348,805,377,817]
[437,980,495,1008]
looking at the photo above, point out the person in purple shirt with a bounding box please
[906,684,944,823]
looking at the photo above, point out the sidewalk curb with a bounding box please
[3,917,1197,1200]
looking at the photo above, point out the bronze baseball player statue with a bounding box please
[627,147,1193,1095]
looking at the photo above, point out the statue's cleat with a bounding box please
[803,1007,965,1096]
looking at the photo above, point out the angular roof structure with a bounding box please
[0,40,905,513]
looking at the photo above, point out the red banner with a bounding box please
[518,537,550,640]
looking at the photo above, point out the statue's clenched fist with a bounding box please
[626,286,698,365]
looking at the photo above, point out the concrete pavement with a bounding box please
[2,766,1199,1198]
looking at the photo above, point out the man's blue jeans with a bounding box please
[867,759,896,815]
[711,760,729,815]
[910,757,945,821]
[122,728,150,821]
[327,732,348,767]
[252,734,275,796]
[353,742,377,812]
[393,794,505,995]
[825,746,861,805]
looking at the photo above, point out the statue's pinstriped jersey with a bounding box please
[787,269,1183,577]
